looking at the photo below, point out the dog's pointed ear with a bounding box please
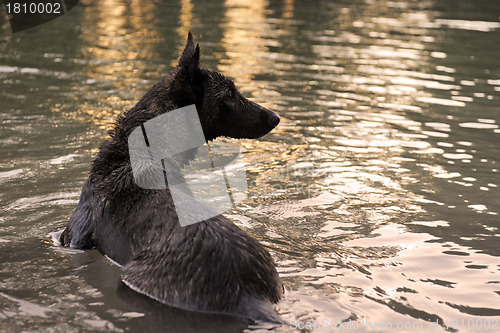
[178,31,200,69]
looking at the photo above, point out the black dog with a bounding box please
[60,32,282,322]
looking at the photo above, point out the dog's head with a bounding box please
[173,32,280,141]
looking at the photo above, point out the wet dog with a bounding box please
[60,32,282,322]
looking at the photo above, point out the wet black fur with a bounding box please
[60,32,282,322]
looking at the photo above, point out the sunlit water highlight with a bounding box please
[0,0,499,332]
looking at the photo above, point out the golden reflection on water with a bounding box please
[176,0,193,59]
[219,0,269,91]
[73,0,162,130]
[282,0,294,19]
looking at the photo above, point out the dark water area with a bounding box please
[1,0,499,332]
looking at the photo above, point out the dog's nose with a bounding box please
[269,113,280,128]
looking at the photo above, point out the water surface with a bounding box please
[1,0,499,332]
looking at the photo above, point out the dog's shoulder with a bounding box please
[60,176,134,264]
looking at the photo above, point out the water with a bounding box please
[1,0,499,332]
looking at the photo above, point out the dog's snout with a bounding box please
[269,112,280,128]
